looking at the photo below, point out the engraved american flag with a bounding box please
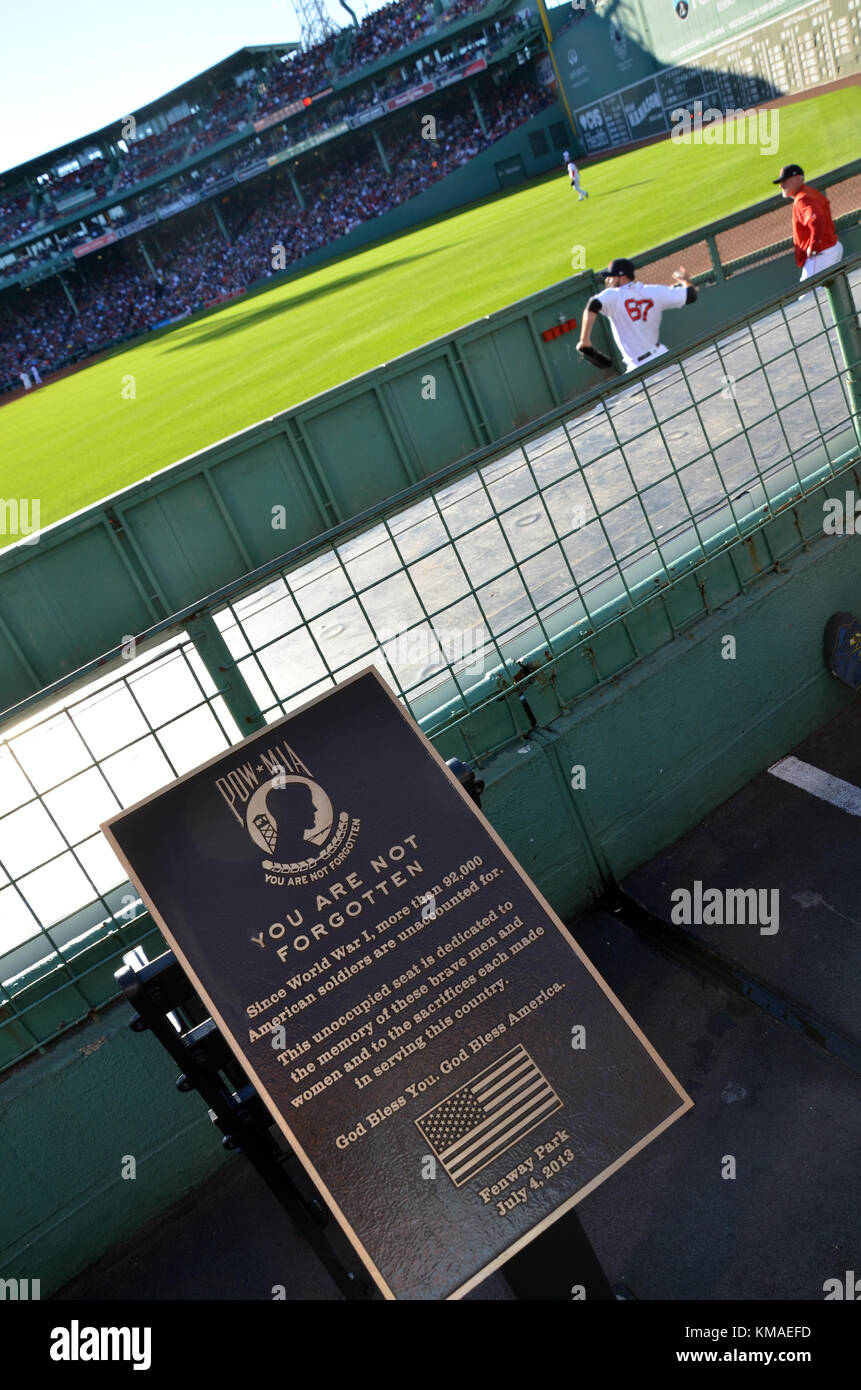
[415,1045,562,1187]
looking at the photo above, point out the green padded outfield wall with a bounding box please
[2,175,860,720]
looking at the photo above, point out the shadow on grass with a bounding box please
[163,246,455,352]
[596,180,657,198]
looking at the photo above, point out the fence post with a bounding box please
[186,613,268,736]
[705,234,727,284]
[824,269,861,449]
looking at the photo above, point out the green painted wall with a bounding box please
[0,1006,228,1295]
[550,2,659,115]
[3,485,858,1295]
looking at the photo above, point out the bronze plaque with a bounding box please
[103,668,691,1300]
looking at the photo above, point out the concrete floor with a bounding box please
[623,700,861,1047]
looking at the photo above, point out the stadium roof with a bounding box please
[0,42,302,185]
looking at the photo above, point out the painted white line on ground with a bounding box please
[768,756,861,818]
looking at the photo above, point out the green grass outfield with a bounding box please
[2,86,859,542]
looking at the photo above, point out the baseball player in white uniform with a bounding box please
[563,149,589,201]
[577,257,697,372]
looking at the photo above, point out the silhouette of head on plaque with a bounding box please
[246,776,334,859]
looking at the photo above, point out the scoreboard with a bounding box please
[551,0,861,154]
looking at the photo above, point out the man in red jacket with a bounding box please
[773,163,843,285]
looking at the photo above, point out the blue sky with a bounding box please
[0,0,384,176]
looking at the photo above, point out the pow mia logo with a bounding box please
[216,739,361,884]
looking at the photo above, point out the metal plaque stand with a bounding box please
[115,950,376,1300]
[118,948,616,1301]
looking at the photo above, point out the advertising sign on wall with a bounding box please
[73,231,118,257]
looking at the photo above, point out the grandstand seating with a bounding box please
[188,82,258,153]
[0,192,37,241]
[115,118,198,190]
[0,4,527,242]
[0,2,549,390]
[336,0,487,77]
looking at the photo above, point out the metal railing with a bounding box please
[215,262,861,735]
[1,250,859,1074]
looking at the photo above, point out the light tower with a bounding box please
[292,0,339,49]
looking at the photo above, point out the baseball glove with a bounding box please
[577,343,614,369]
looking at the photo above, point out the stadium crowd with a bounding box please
[252,38,338,119]
[0,0,515,246]
[39,158,112,212]
[337,0,487,76]
[188,80,258,153]
[0,192,37,240]
[115,118,199,189]
[340,0,429,71]
[0,75,551,389]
